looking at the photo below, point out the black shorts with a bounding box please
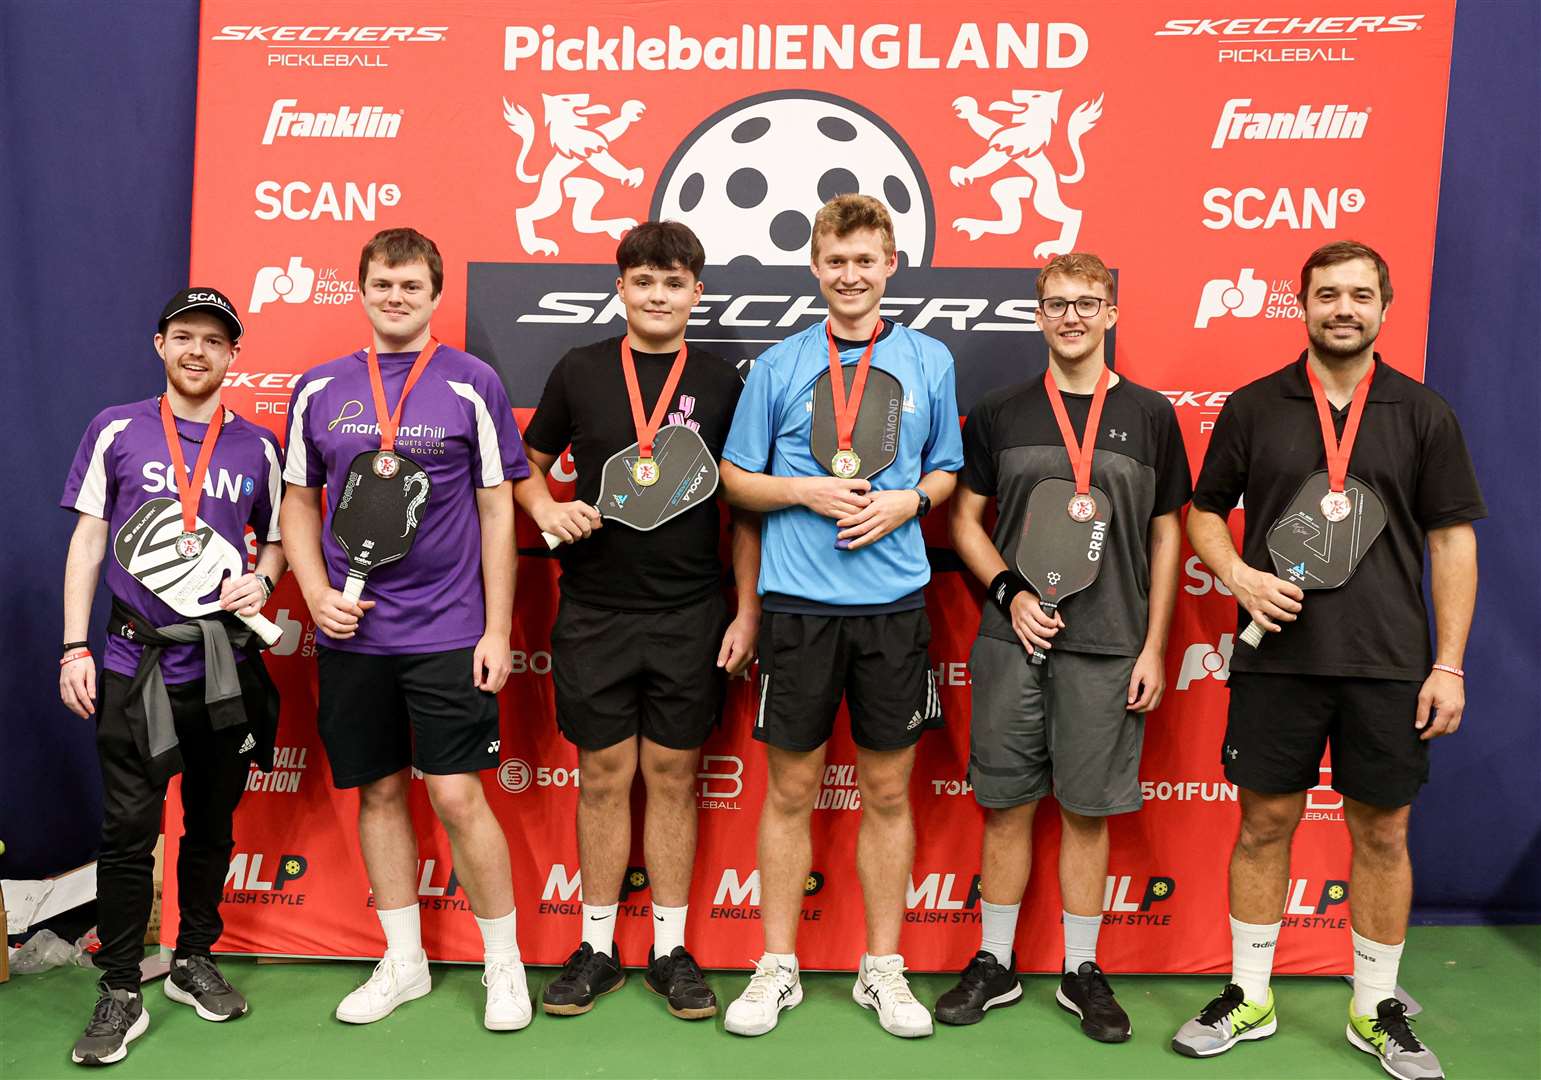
[754,608,943,753]
[316,646,500,788]
[551,592,727,752]
[1223,672,1429,808]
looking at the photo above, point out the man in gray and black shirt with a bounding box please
[942,252,1190,1042]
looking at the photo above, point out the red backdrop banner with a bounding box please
[165,0,1455,974]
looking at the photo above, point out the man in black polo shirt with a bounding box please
[941,253,1190,1042]
[515,221,758,1021]
[1172,241,1482,1080]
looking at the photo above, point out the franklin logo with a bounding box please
[503,93,647,256]
[949,88,1102,256]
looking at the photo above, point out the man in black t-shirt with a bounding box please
[941,253,1191,1043]
[1172,242,1483,1080]
[515,222,759,1022]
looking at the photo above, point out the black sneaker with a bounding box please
[1056,961,1131,1043]
[645,946,718,1020]
[935,951,1023,1026]
[163,954,249,1021]
[72,988,148,1066]
[541,943,625,1016]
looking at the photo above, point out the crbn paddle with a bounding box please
[1239,469,1387,648]
[1014,477,1112,666]
[114,497,282,646]
[541,424,719,548]
[330,450,431,602]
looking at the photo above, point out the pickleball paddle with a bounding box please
[114,497,283,646]
[541,424,718,548]
[330,450,431,602]
[1239,469,1386,647]
[1015,476,1112,665]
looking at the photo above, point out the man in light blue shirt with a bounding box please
[718,194,962,1040]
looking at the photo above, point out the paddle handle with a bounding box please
[342,574,366,604]
[240,610,284,648]
[1029,600,1058,667]
[1240,619,1266,648]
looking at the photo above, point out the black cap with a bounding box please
[158,287,244,341]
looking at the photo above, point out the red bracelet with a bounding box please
[60,649,91,666]
[1431,663,1464,678]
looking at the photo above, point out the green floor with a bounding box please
[2,926,1536,1080]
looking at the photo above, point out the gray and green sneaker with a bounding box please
[1171,983,1276,1058]
[1347,998,1444,1079]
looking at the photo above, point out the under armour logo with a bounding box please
[487,740,501,754]
[1107,428,1128,441]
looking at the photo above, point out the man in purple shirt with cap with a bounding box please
[280,228,532,1032]
[60,286,287,1066]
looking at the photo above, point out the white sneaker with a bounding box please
[482,957,532,1031]
[335,951,432,1024]
[723,955,803,1037]
[853,954,933,1038]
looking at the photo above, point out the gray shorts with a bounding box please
[967,636,1145,816]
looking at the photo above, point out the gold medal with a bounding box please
[1067,493,1098,523]
[632,457,659,487]
[1320,490,1352,522]
[830,449,861,479]
[175,531,203,559]
[373,451,400,479]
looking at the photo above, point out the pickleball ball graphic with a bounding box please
[653,91,934,267]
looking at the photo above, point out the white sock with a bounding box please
[582,903,618,956]
[475,910,519,964]
[1063,911,1102,974]
[763,951,798,974]
[376,904,423,960]
[1351,928,1404,1017]
[652,903,687,957]
[1229,915,1281,1003]
[979,900,1020,967]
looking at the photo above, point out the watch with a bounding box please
[256,574,275,599]
[913,488,932,519]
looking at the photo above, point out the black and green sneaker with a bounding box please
[1171,983,1277,1057]
[1348,998,1444,1079]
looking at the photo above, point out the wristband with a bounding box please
[988,569,1030,616]
[1431,663,1464,678]
[61,640,89,657]
[60,649,91,666]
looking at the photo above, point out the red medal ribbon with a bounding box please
[620,337,690,459]
[1044,364,1110,495]
[825,319,882,453]
[1305,358,1372,494]
[159,395,225,535]
[366,337,440,453]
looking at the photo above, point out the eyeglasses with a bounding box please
[1039,296,1108,319]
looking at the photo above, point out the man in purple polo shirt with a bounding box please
[280,228,532,1032]
[60,287,287,1066]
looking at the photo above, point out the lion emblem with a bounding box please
[501,92,647,256]
[948,89,1103,258]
